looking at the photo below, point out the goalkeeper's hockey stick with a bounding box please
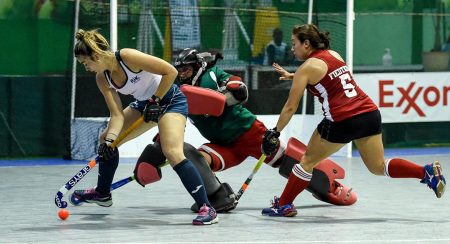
[110,175,135,190]
[235,154,266,201]
[108,160,169,191]
[94,155,266,207]
[54,116,144,208]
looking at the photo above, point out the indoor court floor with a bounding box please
[0,148,449,243]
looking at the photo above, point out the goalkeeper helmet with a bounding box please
[174,48,205,85]
[175,48,200,67]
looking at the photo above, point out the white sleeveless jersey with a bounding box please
[104,50,161,101]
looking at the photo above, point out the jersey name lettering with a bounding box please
[328,66,349,80]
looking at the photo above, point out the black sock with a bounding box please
[95,149,119,195]
[173,159,211,208]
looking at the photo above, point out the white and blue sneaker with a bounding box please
[261,196,297,217]
[421,161,446,198]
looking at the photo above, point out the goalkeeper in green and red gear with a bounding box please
[174,48,357,208]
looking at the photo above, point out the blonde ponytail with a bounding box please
[74,29,110,57]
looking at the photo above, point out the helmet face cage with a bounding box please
[175,48,202,84]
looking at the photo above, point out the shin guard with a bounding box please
[135,142,236,211]
[191,181,237,213]
[133,143,164,187]
[278,137,357,206]
[184,143,221,195]
[184,143,237,213]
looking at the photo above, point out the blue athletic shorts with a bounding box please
[129,84,188,117]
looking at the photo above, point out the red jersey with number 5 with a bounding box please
[307,50,378,122]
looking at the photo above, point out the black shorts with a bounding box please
[317,110,382,143]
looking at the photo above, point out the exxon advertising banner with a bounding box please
[354,72,450,123]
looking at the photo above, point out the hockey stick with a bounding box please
[99,155,265,207]
[54,116,144,208]
[110,175,136,190]
[70,159,170,205]
[235,154,266,201]
[107,160,170,191]
[108,161,171,189]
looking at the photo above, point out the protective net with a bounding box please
[0,0,448,158]
[71,0,349,159]
[71,118,108,160]
[70,0,450,159]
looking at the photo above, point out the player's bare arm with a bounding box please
[275,67,306,132]
[120,48,177,98]
[96,72,124,141]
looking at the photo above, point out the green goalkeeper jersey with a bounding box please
[189,66,256,145]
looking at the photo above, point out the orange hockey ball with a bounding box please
[58,209,70,220]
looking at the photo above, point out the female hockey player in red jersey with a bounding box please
[261,23,446,217]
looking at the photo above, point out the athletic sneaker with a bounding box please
[190,182,237,213]
[192,204,219,225]
[71,188,113,207]
[421,161,446,198]
[261,196,297,217]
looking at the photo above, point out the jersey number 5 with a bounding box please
[339,73,357,98]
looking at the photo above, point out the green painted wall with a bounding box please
[354,15,413,65]
[0,76,71,157]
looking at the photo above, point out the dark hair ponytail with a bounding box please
[318,31,330,49]
[292,24,330,50]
